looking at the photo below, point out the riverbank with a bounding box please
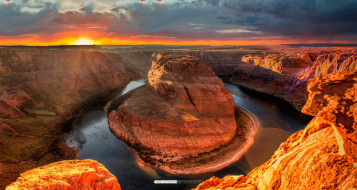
[128,106,260,175]
[230,78,305,111]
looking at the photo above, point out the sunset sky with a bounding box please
[0,0,356,46]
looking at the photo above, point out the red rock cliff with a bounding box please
[6,160,121,190]
[194,71,357,190]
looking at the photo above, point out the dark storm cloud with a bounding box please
[0,3,55,35]
[52,8,117,28]
[216,0,357,37]
[142,7,214,33]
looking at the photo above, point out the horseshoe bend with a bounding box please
[107,53,259,174]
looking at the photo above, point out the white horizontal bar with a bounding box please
[154,180,178,184]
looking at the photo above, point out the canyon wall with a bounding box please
[186,47,261,76]
[195,70,357,190]
[117,51,154,73]
[6,159,121,190]
[0,48,137,189]
[231,47,357,110]
[113,47,261,76]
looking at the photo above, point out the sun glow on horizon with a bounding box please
[0,32,354,46]
[74,38,96,45]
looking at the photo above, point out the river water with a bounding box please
[65,79,311,190]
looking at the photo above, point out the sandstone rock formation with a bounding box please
[232,47,357,110]
[0,48,137,189]
[6,159,121,190]
[108,53,258,174]
[299,51,357,80]
[302,70,357,161]
[194,71,357,190]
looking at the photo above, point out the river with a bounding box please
[65,79,311,190]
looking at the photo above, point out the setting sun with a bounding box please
[74,38,96,45]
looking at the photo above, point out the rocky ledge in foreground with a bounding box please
[195,71,357,190]
[108,53,259,174]
[6,159,121,190]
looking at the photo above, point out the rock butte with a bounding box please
[6,159,121,190]
[194,71,357,190]
[108,53,258,174]
[0,48,137,189]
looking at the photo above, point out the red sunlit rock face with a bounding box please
[194,70,357,190]
[6,160,121,190]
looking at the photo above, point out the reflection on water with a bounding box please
[224,83,311,168]
[65,79,146,150]
[65,80,311,190]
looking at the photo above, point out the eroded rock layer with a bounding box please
[6,160,121,190]
[0,48,136,189]
[194,71,357,190]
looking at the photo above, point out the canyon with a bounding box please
[1,46,356,190]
